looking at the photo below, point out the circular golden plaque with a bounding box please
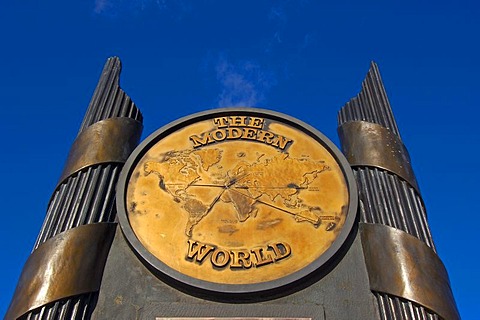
[117,108,357,295]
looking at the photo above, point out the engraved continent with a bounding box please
[192,148,223,171]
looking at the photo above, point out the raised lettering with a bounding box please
[212,129,227,141]
[250,117,265,128]
[230,249,253,268]
[269,242,292,261]
[186,240,215,262]
[189,116,293,150]
[256,130,275,144]
[243,128,258,140]
[251,246,274,267]
[271,135,293,150]
[189,132,214,148]
[213,117,229,128]
[186,240,292,269]
[226,127,242,139]
[211,248,230,268]
[229,116,248,127]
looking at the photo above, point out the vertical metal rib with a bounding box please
[353,168,435,250]
[339,62,400,138]
[21,57,142,320]
[338,62,439,319]
[78,57,143,133]
[375,293,440,320]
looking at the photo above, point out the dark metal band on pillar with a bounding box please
[337,62,459,319]
[5,223,117,320]
[8,57,143,320]
[56,117,142,188]
[338,121,419,193]
[359,223,459,320]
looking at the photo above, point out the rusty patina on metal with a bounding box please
[57,117,142,186]
[117,108,357,294]
[5,223,116,320]
[360,223,460,320]
[338,121,419,193]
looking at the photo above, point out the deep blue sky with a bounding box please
[1,1,478,318]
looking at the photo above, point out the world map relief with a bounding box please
[144,148,331,236]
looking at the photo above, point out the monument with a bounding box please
[6,58,459,320]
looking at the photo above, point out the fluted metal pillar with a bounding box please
[7,57,143,320]
[338,62,457,319]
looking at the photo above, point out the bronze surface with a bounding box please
[360,223,460,320]
[124,112,353,288]
[57,117,142,186]
[338,121,419,192]
[5,223,116,320]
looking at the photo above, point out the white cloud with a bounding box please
[93,0,192,17]
[215,56,276,108]
[94,0,110,14]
